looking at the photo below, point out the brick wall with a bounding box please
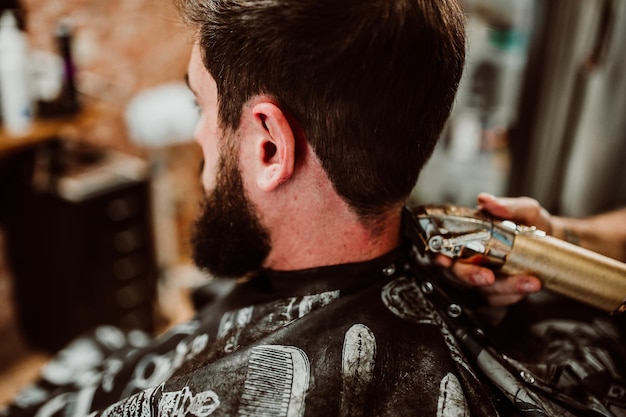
[22,0,193,151]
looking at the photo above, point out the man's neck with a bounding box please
[262,200,404,271]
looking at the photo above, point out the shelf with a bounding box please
[0,105,101,157]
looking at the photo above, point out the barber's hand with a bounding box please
[434,193,549,306]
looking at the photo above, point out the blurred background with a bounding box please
[413,0,626,217]
[0,0,203,403]
[0,0,625,406]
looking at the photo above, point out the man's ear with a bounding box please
[251,101,296,192]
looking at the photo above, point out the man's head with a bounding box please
[181,0,466,277]
[179,0,465,219]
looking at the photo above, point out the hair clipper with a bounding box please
[405,205,626,314]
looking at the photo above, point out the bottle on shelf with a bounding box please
[0,9,33,135]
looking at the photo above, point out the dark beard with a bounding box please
[191,148,271,278]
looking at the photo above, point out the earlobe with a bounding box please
[252,101,296,192]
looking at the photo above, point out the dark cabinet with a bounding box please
[3,141,158,352]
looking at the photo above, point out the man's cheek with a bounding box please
[200,153,221,192]
[202,169,217,193]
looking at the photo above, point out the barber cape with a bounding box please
[2,242,625,417]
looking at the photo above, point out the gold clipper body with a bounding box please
[406,205,626,314]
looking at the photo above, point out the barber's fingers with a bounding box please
[479,274,542,306]
[434,254,542,307]
[477,193,552,234]
[433,255,495,286]
[437,255,541,293]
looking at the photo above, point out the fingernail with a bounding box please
[471,271,489,286]
[520,279,540,293]
[478,193,495,204]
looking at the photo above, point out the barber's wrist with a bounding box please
[550,217,580,246]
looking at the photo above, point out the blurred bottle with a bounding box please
[0,9,32,135]
[55,18,79,114]
[38,18,80,117]
[0,0,26,30]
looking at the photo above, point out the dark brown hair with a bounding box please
[178,0,465,219]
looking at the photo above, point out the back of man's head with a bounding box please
[178,0,466,219]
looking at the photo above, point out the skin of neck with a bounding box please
[245,144,404,272]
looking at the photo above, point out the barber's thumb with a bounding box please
[477,193,512,219]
